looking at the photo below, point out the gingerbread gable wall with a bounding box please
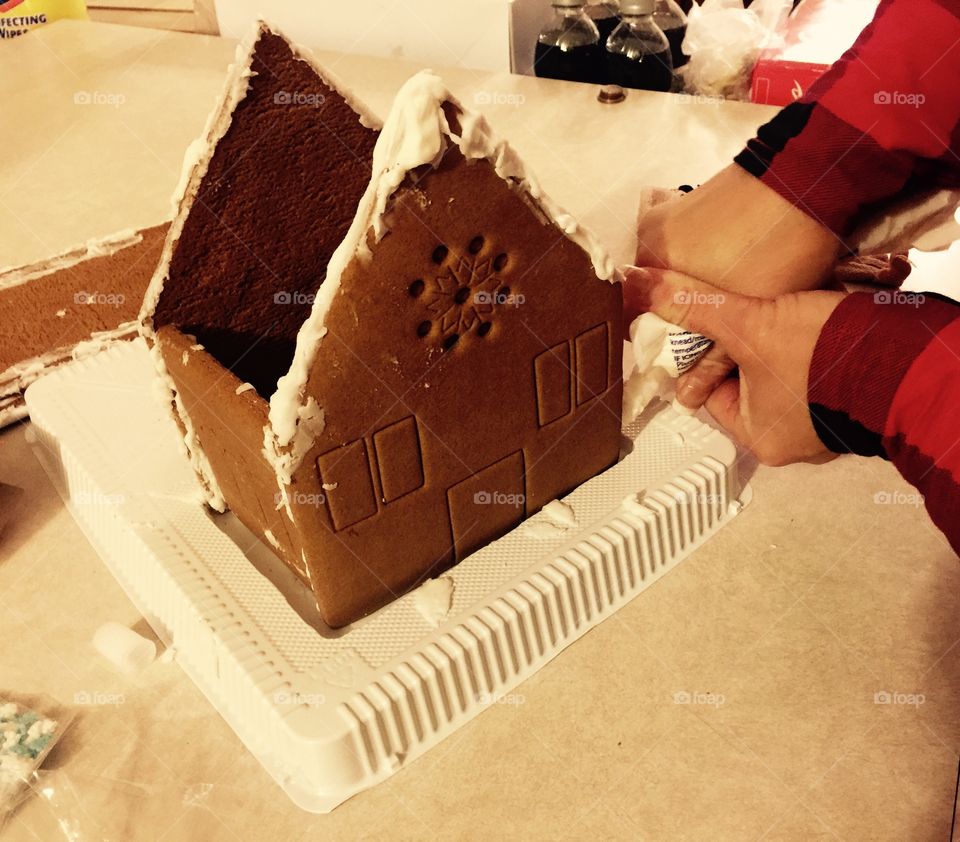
[284,143,623,625]
[150,27,379,398]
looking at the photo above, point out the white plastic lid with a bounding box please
[620,0,655,13]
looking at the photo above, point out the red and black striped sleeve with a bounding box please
[734,0,960,238]
[808,292,960,552]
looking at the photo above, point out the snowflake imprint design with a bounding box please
[421,251,506,336]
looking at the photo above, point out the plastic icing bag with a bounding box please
[623,312,713,422]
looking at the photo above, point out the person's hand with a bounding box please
[623,266,846,466]
[635,163,841,293]
[635,163,844,409]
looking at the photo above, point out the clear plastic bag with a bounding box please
[681,0,792,100]
[0,694,75,835]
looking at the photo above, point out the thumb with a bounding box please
[621,266,758,363]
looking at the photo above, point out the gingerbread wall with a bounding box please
[287,147,623,626]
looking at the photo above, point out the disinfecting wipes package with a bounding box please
[0,0,87,40]
[624,313,713,422]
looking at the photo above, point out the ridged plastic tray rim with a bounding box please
[25,341,750,812]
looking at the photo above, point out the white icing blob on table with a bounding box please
[412,576,454,627]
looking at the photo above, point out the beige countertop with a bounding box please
[2,20,959,842]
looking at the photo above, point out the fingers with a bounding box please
[621,266,757,360]
[703,377,749,446]
[634,189,684,267]
[831,252,912,288]
[878,253,912,287]
[675,344,736,409]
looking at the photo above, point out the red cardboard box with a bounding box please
[751,0,879,106]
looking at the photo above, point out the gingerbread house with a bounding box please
[140,23,623,628]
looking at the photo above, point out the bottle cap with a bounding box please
[620,0,655,13]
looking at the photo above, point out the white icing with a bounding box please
[321,482,338,491]
[263,529,281,550]
[235,382,255,395]
[1,322,137,397]
[522,499,579,539]
[522,521,567,540]
[623,312,706,423]
[55,309,66,318]
[541,499,578,530]
[0,397,26,429]
[0,229,143,292]
[267,71,615,480]
[181,350,189,366]
[412,576,454,627]
[621,492,648,516]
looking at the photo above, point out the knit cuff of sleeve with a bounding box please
[807,291,959,456]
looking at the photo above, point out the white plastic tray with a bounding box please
[25,339,749,812]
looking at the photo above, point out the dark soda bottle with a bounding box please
[654,0,688,69]
[587,1,620,47]
[605,0,674,93]
[535,0,604,85]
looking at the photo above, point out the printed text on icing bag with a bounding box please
[623,313,713,422]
